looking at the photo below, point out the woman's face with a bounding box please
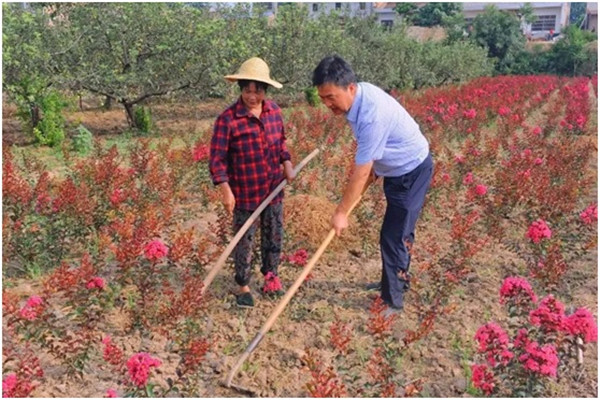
[241,82,266,109]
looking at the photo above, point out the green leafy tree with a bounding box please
[549,25,598,76]
[442,12,467,44]
[412,3,463,27]
[262,3,348,91]
[2,3,68,144]
[516,3,537,25]
[471,5,526,74]
[57,3,226,130]
[394,2,418,24]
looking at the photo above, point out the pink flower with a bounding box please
[470,364,495,395]
[19,296,44,321]
[288,249,308,267]
[498,106,511,116]
[534,157,543,165]
[86,276,105,290]
[463,172,474,185]
[563,308,598,343]
[2,374,18,397]
[475,184,487,196]
[102,336,124,366]
[499,276,537,307]
[532,126,542,135]
[105,388,118,398]
[192,143,210,162]
[25,295,43,307]
[576,114,587,129]
[526,219,552,244]
[513,328,531,349]
[521,148,532,158]
[454,154,465,164]
[518,169,532,180]
[518,342,559,377]
[126,353,161,388]
[529,295,566,332]
[441,172,451,183]
[580,204,597,225]
[109,188,127,206]
[262,271,283,293]
[143,239,169,261]
[463,108,477,119]
[474,323,513,366]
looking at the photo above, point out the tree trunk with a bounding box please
[122,102,136,129]
[103,96,112,110]
[30,104,41,129]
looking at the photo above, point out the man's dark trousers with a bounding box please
[380,153,433,309]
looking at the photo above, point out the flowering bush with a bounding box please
[471,277,597,397]
[499,276,538,315]
[579,203,597,225]
[262,271,283,293]
[143,239,169,261]
[526,219,552,244]
[126,352,162,388]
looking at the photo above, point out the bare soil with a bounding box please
[2,93,598,398]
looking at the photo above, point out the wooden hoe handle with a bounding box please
[224,194,364,388]
[202,148,320,295]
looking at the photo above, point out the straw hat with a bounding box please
[224,57,283,89]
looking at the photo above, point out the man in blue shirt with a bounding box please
[312,55,433,313]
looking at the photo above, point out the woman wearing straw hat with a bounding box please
[209,57,295,308]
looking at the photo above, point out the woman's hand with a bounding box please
[219,182,235,214]
[283,160,296,182]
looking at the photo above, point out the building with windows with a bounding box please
[583,2,597,32]
[307,2,375,19]
[462,2,570,38]
[255,2,571,35]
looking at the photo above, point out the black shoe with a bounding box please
[235,292,254,308]
[365,281,382,291]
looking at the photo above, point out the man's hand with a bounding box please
[331,210,349,236]
[283,160,296,182]
[219,182,235,214]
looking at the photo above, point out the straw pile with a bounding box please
[283,194,362,253]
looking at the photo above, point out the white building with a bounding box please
[462,2,570,37]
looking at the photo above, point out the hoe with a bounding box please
[221,194,364,395]
[201,147,320,295]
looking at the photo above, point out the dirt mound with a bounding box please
[284,194,362,253]
[406,26,447,42]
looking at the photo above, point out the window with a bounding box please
[359,2,366,10]
[381,20,394,29]
[312,3,318,12]
[335,3,342,10]
[531,15,556,31]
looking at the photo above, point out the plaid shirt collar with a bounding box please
[234,97,274,118]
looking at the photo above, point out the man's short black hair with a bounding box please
[312,55,357,87]
[238,79,269,92]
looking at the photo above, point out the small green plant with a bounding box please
[71,124,94,155]
[304,86,320,107]
[32,91,67,147]
[134,106,153,134]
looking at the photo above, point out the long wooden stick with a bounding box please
[202,148,320,295]
[224,194,364,388]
